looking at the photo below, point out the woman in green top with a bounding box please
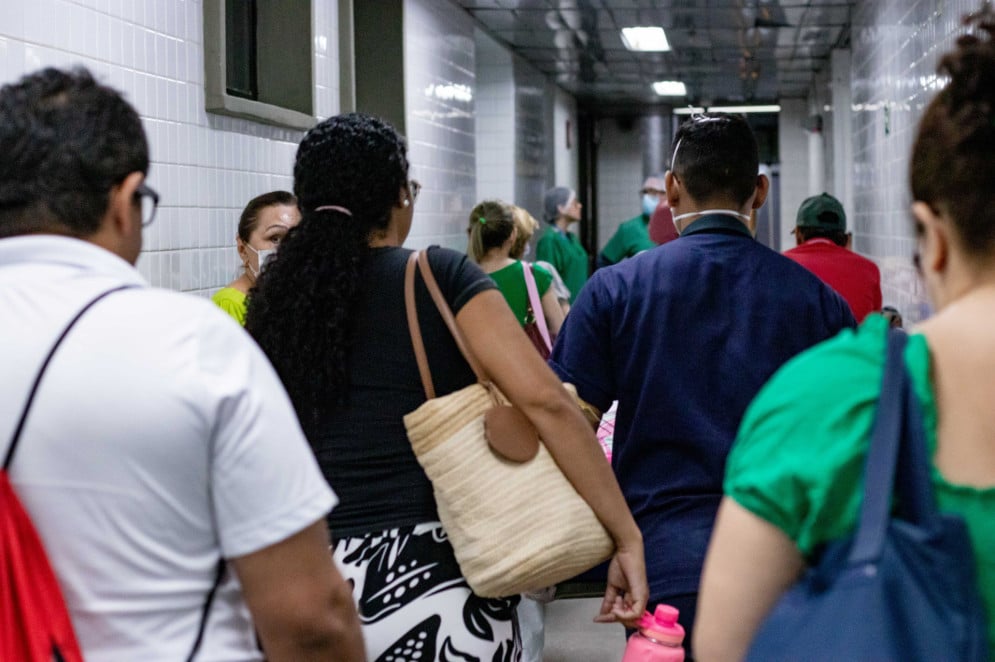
[467,199,565,338]
[695,9,995,660]
[535,186,589,303]
[212,191,300,324]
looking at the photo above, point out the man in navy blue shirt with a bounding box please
[549,113,855,655]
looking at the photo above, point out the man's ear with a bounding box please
[911,201,949,274]
[751,173,770,210]
[105,171,145,236]
[664,170,680,208]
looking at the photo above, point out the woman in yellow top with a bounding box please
[212,191,300,324]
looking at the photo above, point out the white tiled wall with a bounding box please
[0,0,340,296]
[472,22,576,242]
[777,98,811,252]
[595,118,643,252]
[512,57,549,220]
[553,87,579,194]
[849,0,976,323]
[403,0,476,251]
[474,28,514,205]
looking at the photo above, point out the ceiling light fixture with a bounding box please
[708,104,781,113]
[674,104,780,115]
[652,81,687,96]
[621,27,671,52]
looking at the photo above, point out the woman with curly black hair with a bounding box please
[246,113,647,661]
[695,4,995,659]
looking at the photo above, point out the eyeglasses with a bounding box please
[408,179,422,202]
[641,188,665,196]
[135,182,160,227]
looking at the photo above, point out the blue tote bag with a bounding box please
[745,331,988,662]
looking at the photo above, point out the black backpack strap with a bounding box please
[186,559,226,661]
[5,283,226,660]
[4,285,135,470]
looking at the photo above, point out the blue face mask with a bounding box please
[642,193,660,218]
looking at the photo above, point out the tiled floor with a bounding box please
[543,597,627,661]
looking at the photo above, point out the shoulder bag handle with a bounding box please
[848,329,940,565]
[522,261,551,352]
[4,285,134,470]
[404,250,490,400]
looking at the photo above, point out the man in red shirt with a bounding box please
[784,193,882,321]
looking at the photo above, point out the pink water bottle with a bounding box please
[620,604,685,662]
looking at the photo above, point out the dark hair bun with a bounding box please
[939,6,995,146]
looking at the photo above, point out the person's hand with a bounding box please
[594,542,647,628]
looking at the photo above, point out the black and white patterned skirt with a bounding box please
[333,521,521,661]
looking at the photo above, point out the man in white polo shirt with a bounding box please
[0,67,364,660]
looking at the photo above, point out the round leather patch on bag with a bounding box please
[483,405,540,463]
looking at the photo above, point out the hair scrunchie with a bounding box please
[315,205,353,216]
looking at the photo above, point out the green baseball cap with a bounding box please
[796,193,846,231]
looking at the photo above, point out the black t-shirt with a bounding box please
[315,246,496,538]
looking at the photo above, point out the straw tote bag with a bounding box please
[402,250,614,598]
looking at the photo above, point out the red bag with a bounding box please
[1,287,129,662]
[0,473,84,662]
[522,262,552,359]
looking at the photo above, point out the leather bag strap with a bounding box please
[405,251,436,399]
[404,250,490,400]
[4,285,134,470]
[522,261,551,351]
[416,250,488,383]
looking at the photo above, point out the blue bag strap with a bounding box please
[892,333,941,528]
[4,285,134,470]
[848,329,939,565]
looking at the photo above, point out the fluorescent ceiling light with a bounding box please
[707,104,781,114]
[621,27,671,52]
[674,104,780,115]
[652,81,687,96]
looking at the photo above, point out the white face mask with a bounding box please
[245,245,276,278]
[642,194,660,217]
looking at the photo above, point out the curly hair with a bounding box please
[467,199,515,262]
[245,113,409,435]
[911,3,995,258]
[0,67,148,238]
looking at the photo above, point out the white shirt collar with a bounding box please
[0,235,147,286]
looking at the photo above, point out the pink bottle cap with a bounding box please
[638,604,685,645]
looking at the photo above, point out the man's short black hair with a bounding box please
[669,113,759,206]
[0,67,149,239]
